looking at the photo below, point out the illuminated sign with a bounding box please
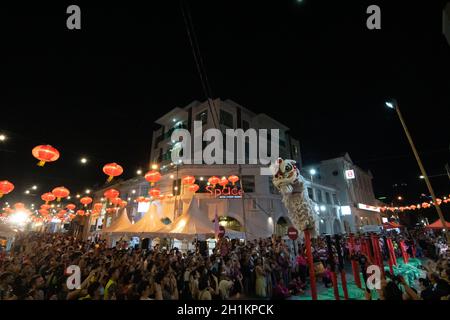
[345,169,355,180]
[137,202,150,213]
[358,203,380,212]
[341,205,351,216]
[206,186,243,199]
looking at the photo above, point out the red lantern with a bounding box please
[52,187,70,202]
[76,210,85,216]
[41,204,51,210]
[110,197,122,205]
[68,213,76,220]
[410,205,417,210]
[58,210,67,217]
[41,192,56,204]
[145,170,161,186]
[38,209,49,216]
[208,176,220,187]
[0,180,14,198]
[228,175,239,186]
[103,163,123,182]
[13,202,25,210]
[136,196,146,203]
[80,196,93,206]
[182,175,195,185]
[32,145,60,167]
[219,176,229,189]
[421,202,428,208]
[94,203,103,211]
[119,200,127,208]
[149,188,161,198]
[104,189,120,199]
[188,184,199,193]
[436,198,442,205]
[66,204,76,211]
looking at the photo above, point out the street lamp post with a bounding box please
[386,99,449,241]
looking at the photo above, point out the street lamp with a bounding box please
[386,98,449,241]
[0,134,6,141]
[309,168,317,183]
[136,169,142,175]
[80,157,87,164]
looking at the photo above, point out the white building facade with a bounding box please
[303,153,382,233]
[84,99,345,240]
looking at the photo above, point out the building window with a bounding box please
[332,194,338,205]
[220,109,234,128]
[243,120,250,131]
[196,110,208,125]
[316,189,323,203]
[241,175,255,193]
[307,187,314,200]
[325,192,331,204]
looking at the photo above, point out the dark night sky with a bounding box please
[0,1,449,208]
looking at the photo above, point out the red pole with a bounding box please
[331,271,340,300]
[373,235,385,278]
[340,270,349,300]
[304,229,317,300]
[349,234,361,288]
[387,238,397,266]
[399,240,409,264]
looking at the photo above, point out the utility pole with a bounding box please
[388,100,449,242]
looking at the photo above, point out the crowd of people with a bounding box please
[0,229,448,300]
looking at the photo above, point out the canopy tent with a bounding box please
[158,197,216,239]
[120,202,168,235]
[0,223,16,238]
[383,221,403,229]
[102,208,132,233]
[426,219,450,229]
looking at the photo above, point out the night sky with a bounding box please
[0,1,449,209]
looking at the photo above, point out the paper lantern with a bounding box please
[110,197,122,205]
[0,180,14,198]
[103,163,123,183]
[13,203,25,210]
[436,198,442,205]
[69,213,76,220]
[39,209,49,216]
[188,184,199,193]
[219,176,229,189]
[410,205,417,210]
[94,203,103,211]
[32,145,60,167]
[52,187,70,202]
[57,210,67,217]
[41,204,51,210]
[104,189,119,199]
[208,176,220,187]
[149,188,161,198]
[136,196,146,203]
[145,170,161,186]
[119,200,127,208]
[228,175,239,186]
[182,175,195,185]
[76,210,85,216]
[41,192,56,204]
[80,196,93,206]
[66,204,76,211]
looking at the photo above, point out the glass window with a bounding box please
[220,109,234,128]
[243,120,250,131]
[307,187,314,200]
[196,110,208,125]
[325,192,331,204]
[241,175,255,193]
[332,194,339,205]
[316,189,323,203]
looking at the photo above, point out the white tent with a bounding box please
[0,223,16,238]
[102,208,132,233]
[158,197,216,239]
[121,203,168,235]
